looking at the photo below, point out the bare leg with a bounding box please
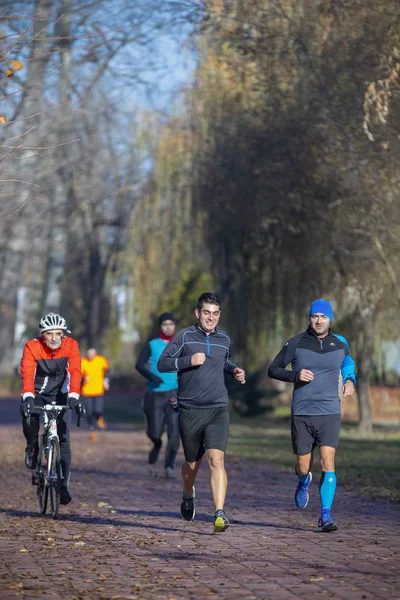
[206,449,227,511]
[320,446,336,472]
[182,458,202,496]
[296,452,313,476]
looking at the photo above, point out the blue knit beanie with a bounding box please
[309,299,333,321]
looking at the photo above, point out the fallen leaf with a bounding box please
[98,502,105,508]
[74,541,85,547]
[5,68,13,77]
[0,115,6,125]
[8,583,23,589]
[20,549,30,553]
[310,577,324,582]
[73,535,82,539]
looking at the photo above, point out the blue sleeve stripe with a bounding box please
[333,333,349,350]
[341,353,356,384]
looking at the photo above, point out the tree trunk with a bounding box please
[43,0,73,314]
[0,0,53,374]
[355,316,374,433]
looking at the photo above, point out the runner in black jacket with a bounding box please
[268,299,356,532]
[158,292,245,532]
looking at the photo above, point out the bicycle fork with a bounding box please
[45,421,64,486]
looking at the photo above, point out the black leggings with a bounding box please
[21,394,71,488]
[83,396,104,429]
[143,390,180,469]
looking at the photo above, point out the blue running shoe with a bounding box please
[295,472,312,509]
[318,514,338,532]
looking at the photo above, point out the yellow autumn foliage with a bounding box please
[10,60,23,71]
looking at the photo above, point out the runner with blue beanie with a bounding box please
[268,299,356,532]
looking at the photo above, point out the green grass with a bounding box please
[228,410,400,501]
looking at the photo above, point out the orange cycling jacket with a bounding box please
[21,336,81,400]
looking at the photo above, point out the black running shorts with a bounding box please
[291,414,341,455]
[179,405,230,463]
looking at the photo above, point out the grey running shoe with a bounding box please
[214,509,230,532]
[165,466,176,479]
[180,486,195,521]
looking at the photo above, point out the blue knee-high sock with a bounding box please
[319,471,336,512]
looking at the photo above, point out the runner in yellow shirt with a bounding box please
[81,348,110,440]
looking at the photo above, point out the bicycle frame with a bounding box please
[35,403,71,518]
[41,405,68,486]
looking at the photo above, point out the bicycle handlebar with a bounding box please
[26,402,85,427]
[38,404,71,411]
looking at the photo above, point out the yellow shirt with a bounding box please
[81,355,109,396]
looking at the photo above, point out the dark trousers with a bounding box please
[83,395,104,429]
[21,394,71,488]
[143,390,180,469]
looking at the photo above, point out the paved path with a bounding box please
[0,397,399,600]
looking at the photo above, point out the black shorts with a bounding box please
[179,405,229,463]
[291,414,341,455]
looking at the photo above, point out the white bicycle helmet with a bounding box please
[39,312,71,333]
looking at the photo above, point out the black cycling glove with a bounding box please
[21,395,35,419]
[68,396,85,426]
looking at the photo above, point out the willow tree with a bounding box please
[126,115,208,341]
[129,0,400,429]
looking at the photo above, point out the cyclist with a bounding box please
[81,348,110,441]
[135,313,180,478]
[20,312,84,506]
[268,299,356,532]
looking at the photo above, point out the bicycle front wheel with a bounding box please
[36,437,48,515]
[48,439,61,519]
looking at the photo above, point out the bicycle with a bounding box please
[31,403,71,519]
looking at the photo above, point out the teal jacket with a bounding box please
[135,336,178,392]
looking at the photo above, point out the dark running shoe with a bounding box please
[180,486,195,521]
[318,514,337,532]
[25,443,38,470]
[295,472,312,509]
[149,441,162,465]
[60,487,72,506]
[214,509,230,532]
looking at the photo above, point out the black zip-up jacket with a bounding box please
[268,327,356,416]
[157,325,237,408]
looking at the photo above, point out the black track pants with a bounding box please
[143,390,180,468]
